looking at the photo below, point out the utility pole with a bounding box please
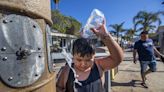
[0,0,56,92]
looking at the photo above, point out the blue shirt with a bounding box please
[134,39,156,61]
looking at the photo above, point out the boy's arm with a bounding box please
[56,65,69,92]
[92,25,124,71]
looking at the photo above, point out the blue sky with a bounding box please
[51,0,164,31]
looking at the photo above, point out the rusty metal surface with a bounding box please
[0,0,52,25]
[0,14,45,87]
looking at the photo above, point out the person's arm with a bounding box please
[154,47,164,63]
[91,24,124,71]
[56,65,70,92]
[153,46,164,59]
[133,49,137,64]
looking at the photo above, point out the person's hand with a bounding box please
[161,54,164,58]
[90,18,109,38]
[133,58,137,64]
[160,54,164,63]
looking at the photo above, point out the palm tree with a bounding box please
[126,28,136,41]
[162,1,164,4]
[54,0,60,10]
[122,35,131,42]
[109,22,125,43]
[133,11,161,33]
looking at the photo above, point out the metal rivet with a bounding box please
[1,47,6,51]
[2,57,7,61]
[8,77,13,81]
[18,73,21,76]
[14,44,18,47]
[3,20,8,24]
[33,25,36,28]
[38,55,41,58]
[38,48,41,50]
[35,74,38,77]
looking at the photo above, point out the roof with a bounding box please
[157,26,164,33]
[51,29,77,38]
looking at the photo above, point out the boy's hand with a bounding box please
[91,25,108,38]
[90,18,110,39]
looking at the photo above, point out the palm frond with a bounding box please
[133,11,162,32]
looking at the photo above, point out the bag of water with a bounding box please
[82,9,105,38]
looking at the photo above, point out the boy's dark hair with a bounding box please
[72,38,95,57]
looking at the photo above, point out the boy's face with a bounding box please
[73,53,95,72]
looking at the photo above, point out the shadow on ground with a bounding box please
[119,70,140,72]
[111,80,146,88]
[119,69,164,73]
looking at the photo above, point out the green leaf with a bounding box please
[51,10,82,35]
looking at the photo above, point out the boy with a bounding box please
[56,22,124,92]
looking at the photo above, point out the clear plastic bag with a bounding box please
[61,48,82,85]
[82,9,105,38]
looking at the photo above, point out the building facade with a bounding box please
[157,26,164,54]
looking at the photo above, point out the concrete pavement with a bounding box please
[111,51,164,92]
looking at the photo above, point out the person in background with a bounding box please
[56,20,124,92]
[133,31,164,88]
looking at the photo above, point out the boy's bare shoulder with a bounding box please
[58,64,70,76]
